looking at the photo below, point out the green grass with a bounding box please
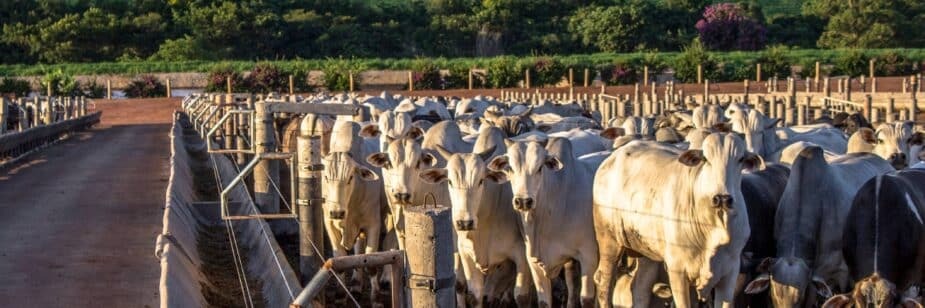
[1,48,922,77]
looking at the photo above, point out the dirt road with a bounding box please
[0,98,179,307]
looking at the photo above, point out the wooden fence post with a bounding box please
[349,72,355,92]
[887,97,896,122]
[525,69,531,89]
[468,69,473,90]
[865,95,874,122]
[815,61,821,89]
[643,66,649,87]
[869,59,875,80]
[289,75,295,95]
[226,76,232,94]
[584,68,590,87]
[697,64,703,84]
[408,71,414,92]
[405,204,455,307]
[756,63,762,82]
[166,78,172,98]
[106,79,112,99]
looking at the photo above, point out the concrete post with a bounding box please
[865,95,874,122]
[63,97,71,120]
[815,61,820,88]
[887,97,896,122]
[634,83,640,104]
[223,95,235,150]
[798,103,807,126]
[0,97,7,134]
[824,78,831,98]
[237,96,253,166]
[775,102,786,126]
[408,71,414,92]
[704,80,710,104]
[743,80,750,104]
[912,97,919,122]
[900,109,909,122]
[643,66,648,87]
[254,99,280,217]
[297,114,325,284]
[349,72,355,92]
[106,79,112,99]
[43,97,52,125]
[18,99,29,131]
[871,108,881,124]
[846,78,853,101]
[404,204,455,308]
[166,78,172,98]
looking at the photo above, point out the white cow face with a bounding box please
[854,122,924,169]
[419,149,504,231]
[367,138,437,207]
[680,133,761,234]
[745,257,833,308]
[736,109,781,157]
[487,141,563,213]
[360,110,414,152]
[321,152,379,247]
[822,273,902,308]
[724,103,751,134]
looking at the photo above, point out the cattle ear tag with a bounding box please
[359,123,381,138]
[357,168,379,181]
[820,294,852,308]
[678,150,704,167]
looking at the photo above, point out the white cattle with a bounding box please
[419,126,534,306]
[483,106,534,137]
[846,122,925,169]
[321,121,387,292]
[360,110,413,154]
[744,147,893,307]
[488,138,601,307]
[735,109,847,162]
[692,104,726,129]
[593,134,760,308]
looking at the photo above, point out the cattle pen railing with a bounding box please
[0,95,99,166]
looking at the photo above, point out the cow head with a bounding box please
[724,102,751,134]
[367,136,438,208]
[321,152,379,247]
[822,274,922,308]
[692,104,727,129]
[851,122,921,169]
[680,133,761,237]
[419,145,502,231]
[833,112,872,136]
[745,257,833,308]
[488,141,563,213]
[360,110,415,152]
[483,106,534,137]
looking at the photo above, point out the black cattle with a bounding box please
[738,164,791,308]
[824,169,925,307]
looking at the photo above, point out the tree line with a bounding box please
[0,0,923,65]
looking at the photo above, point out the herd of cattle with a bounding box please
[294,92,925,308]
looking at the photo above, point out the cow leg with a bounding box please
[513,256,535,307]
[528,261,554,308]
[630,258,661,308]
[594,251,618,308]
[713,271,738,308]
[455,254,468,308]
[351,234,368,292]
[565,260,578,308]
[578,254,599,308]
[667,267,693,308]
[460,253,485,307]
[364,225,383,299]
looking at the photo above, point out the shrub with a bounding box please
[673,39,719,83]
[205,63,248,93]
[408,59,442,90]
[124,75,166,98]
[82,79,106,98]
[283,61,314,93]
[40,69,82,96]
[248,62,286,93]
[0,78,31,98]
[797,57,832,79]
[486,56,522,88]
[443,65,485,89]
[874,51,916,77]
[717,60,754,81]
[695,3,767,51]
[525,57,567,87]
[833,49,869,77]
[598,62,638,85]
[321,58,365,91]
[757,45,792,78]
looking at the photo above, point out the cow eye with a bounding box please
[877,139,884,144]
[478,179,484,186]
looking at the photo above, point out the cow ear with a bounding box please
[600,127,626,140]
[812,276,834,299]
[366,152,390,168]
[713,122,733,133]
[820,294,852,308]
[536,124,552,133]
[678,149,705,167]
[406,127,425,140]
[357,167,379,181]
[756,257,776,273]
[359,123,381,138]
[419,168,448,184]
[744,274,770,294]
[857,127,877,144]
[910,132,925,146]
[652,283,672,299]
[488,155,510,172]
[742,152,765,171]
[486,171,508,184]
[421,152,439,167]
[545,156,564,171]
[765,118,782,129]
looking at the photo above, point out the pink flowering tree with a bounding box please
[695,3,767,51]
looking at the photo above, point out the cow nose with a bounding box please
[889,153,907,162]
[455,220,474,231]
[712,194,733,209]
[513,197,534,211]
[393,193,411,203]
[328,210,345,220]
